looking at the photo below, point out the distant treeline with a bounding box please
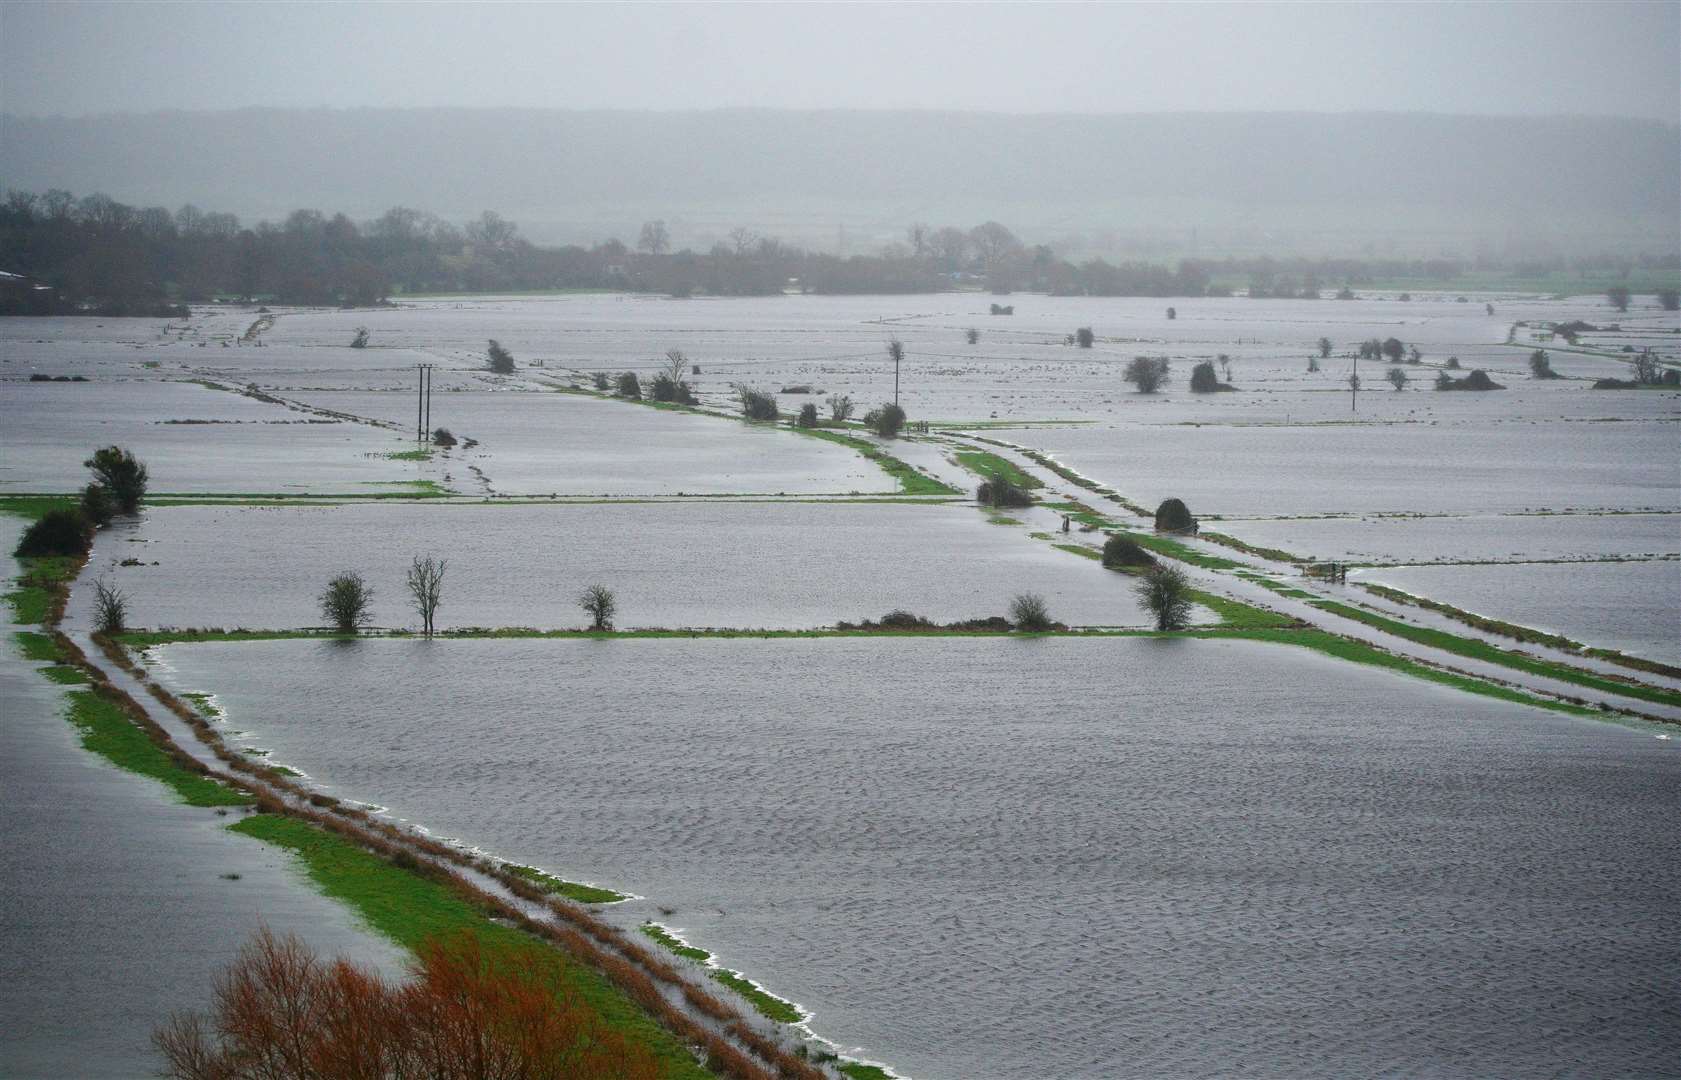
[3,188,1676,314]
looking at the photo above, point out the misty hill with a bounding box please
[3,109,1676,257]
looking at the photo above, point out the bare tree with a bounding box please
[406,555,446,637]
[727,226,758,256]
[92,576,128,635]
[661,349,689,386]
[636,220,670,255]
[579,585,616,631]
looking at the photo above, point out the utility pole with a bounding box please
[417,364,435,440]
[887,338,904,409]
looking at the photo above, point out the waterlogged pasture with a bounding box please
[286,389,886,495]
[1214,511,1681,565]
[1015,419,1680,517]
[155,635,1681,1080]
[0,378,439,494]
[1361,560,1681,663]
[76,500,1180,631]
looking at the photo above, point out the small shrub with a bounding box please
[1075,327,1095,348]
[977,470,1033,509]
[1529,350,1559,379]
[1165,307,1176,320]
[1189,361,1233,393]
[1445,356,1461,369]
[15,508,92,558]
[1436,369,1505,391]
[84,445,148,514]
[965,328,979,344]
[616,372,642,399]
[92,576,128,634]
[1009,592,1054,632]
[826,394,854,422]
[649,372,694,403]
[1386,367,1409,390]
[1154,498,1195,533]
[1101,534,1156,569]
[1137,564,1193,631]
[350,327,369,349]
[578,584,616,631]
[989,303,1014,315]
[592,372,610,391]
[80,483,114,527]
[431,427,458,447]
[1124,356,1170,394]
[796,403,819,428]
[868,402,906,438]
[738,387,778,421]
[486,339,515,374]
[319,572,373,633]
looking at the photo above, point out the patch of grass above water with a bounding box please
[65,689,253,806]
[639,922,711,963]
[230,815,711,1080]
[0,495,78,521]
[953,449,1042,489]
[793,427,959,496]
[381,447,433,462]
[1310,600,1681,709]
[505,864,627,904]
[639,923,803,1024]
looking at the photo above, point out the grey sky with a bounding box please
[2,0,1677,121]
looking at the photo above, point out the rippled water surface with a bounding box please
[157,636,1681,1079]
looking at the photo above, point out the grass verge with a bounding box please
[952,449,1042,490]
[1311,600,1681,709]
[230,815,710,1080]
[639,923,804,1024]
[505,864,628,904]
[65,689,253,806]
[793,428,959,496]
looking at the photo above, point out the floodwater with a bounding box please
[73,501,1190,632]
[155,635,1681,1080]
[1212,511,1681,565]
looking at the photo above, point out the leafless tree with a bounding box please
[636,220,669,255]
[906,222,929,258]
[92,576,128,635]
[662,349,688,384]
[727,226,758,256]
[406,555,447,637]
[578,585,616,631]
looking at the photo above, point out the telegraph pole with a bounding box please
[417,364,435,440]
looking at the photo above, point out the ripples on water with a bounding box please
[161,636,1681,1079]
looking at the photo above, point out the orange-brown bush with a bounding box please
[154,927,663,1080]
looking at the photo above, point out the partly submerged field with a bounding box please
[3,290,1679,1078]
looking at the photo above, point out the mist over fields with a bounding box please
[4,108,1676,258]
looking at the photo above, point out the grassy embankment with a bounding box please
[1311,599,1681,710]
[793,427,959,496]
[233,815,711,1080]
[504,864,628,905]
[951,449,1042,491]
[638,925,802,1024]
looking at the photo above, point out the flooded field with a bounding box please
[154,635,1681,1080]
[73,501,1185,631]
[1212,510,1681,565]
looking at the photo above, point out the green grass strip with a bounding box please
[793,428,959,496]
[639,923,712,963]
[953,449,1042,489]
[14,631,63,662]
[64,689,252,806]
[505,864,627,904]
[1310,600,1681,709]
[230,817,711,1080]
[707,970,803,1024]
[40,664,89,685]
[0,495,78,521]
[838,1064,895,1080]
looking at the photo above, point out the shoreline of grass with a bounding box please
[793,427,960,496]
[504,863,628,905]
[64,688,254,806]
[952,449,1042,491]
[1311,599,1681,709]
[638,923,804,1025]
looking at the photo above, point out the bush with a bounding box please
[1101,534,1156,569]
[578,584,616,631]
[431,428,458,447]
[1124,356,1170,394]
[1445,356,1461,369]
[80,483,114,527]
[1137,564,1193,631]
[1166,307,1177,320]
[1386,367,1409,390]
[14,508,92,558]
[616,372,642,399]
[989,303,1014,315]
[648,372,695,404]
[1189,361,1233,393]
[92,576,128,634]
[1075,327,1095,348]
[84,445,148,514]
[592,372,611,391]
[486,339,515,374]
[965,328,980,344]
[319,572,373,633]
[1154,498,1195,533]
[878,610,934,629]
[738,387,779,421]
[350,327,369,349]
[826,394,854,422]
[779,384,813,394]
[868,402,906,438]
[796,402,819,428]
[1009,592,1054,632]
[977,470,1034,509]
[1436,369,1505,391]
[1529,350,1559,379]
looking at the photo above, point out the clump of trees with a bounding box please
[1101,534,1156,569]
[14,445,150,558]
[578,585,616,631]
[616,372,642,399]
[1154,498,1196,533]
[320,572,373,633]
[977,470,1034,509]
[1529,350,1560,379]
[1435,369,1505,391]
[1189,361,1234,393]
[865,402,906,438]
[152,928,662,1080]
[648,373,696,404]
[1124,356,1170,394]
[486,340,515,374]
[738,387,779,421]
[1009,592,1055,632]
[15,508,93,558]
[1137,565,1193,631]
